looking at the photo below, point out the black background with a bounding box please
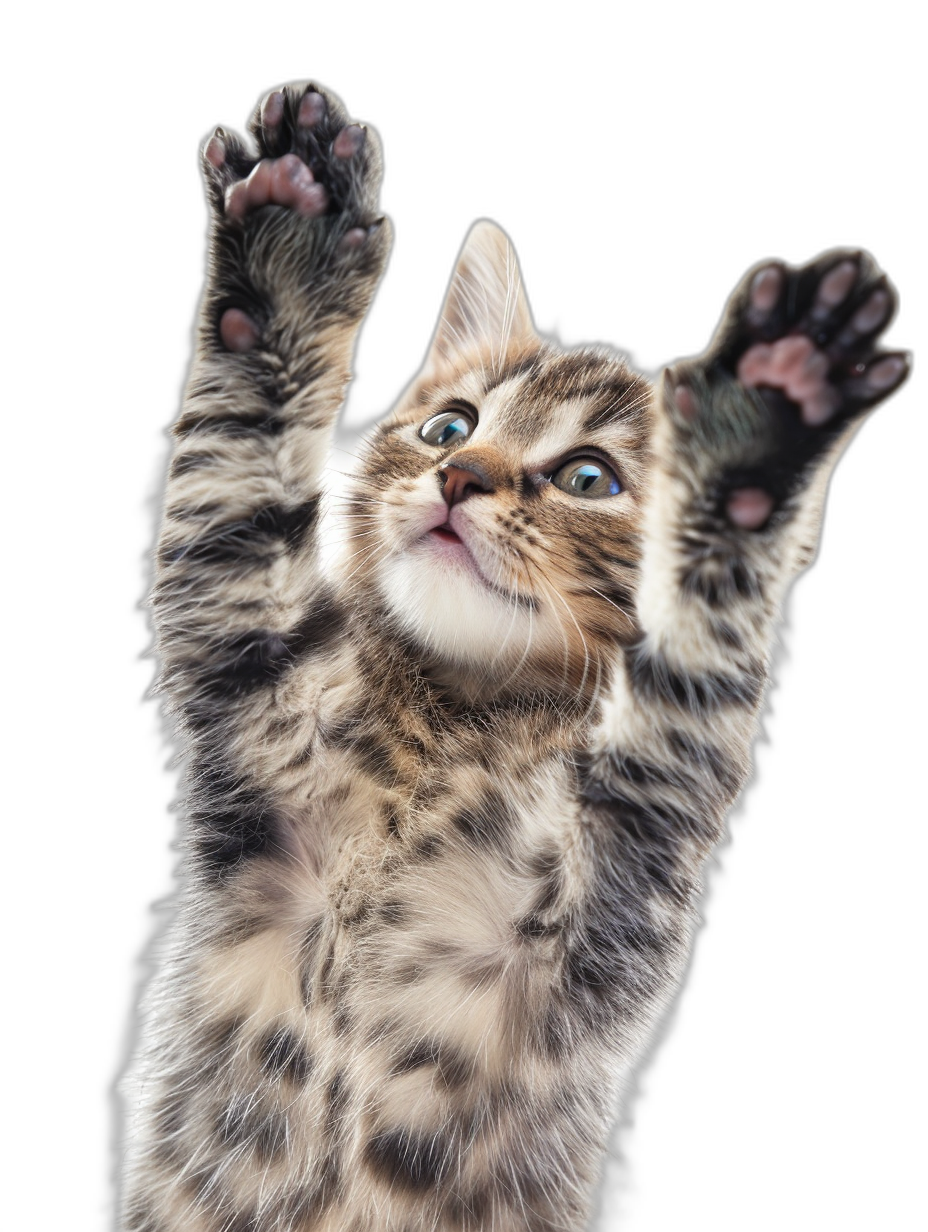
[90,43,916,1232]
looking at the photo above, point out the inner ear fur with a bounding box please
[423,220,538,375]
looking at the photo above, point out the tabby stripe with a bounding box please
[679,556,762,607]
[391,1039,470,1087]
[366,1127,454,1191]
[582,390,651,432]
[578,746,733,814]
[712,619,746,650]
[482,354,541,390]
[192,798,271,877]
[172,589,345,712]
[562,913,669,1015]
[613,756,678,791]
[553,793,696,1038]
[160,499,320,570]
[259,1028,314,1085]
[584,785,714,859]
[215,1095,288,1159]
[189,630,299,700]
[628,645,764,713]
[575,545,627,585]
[667,729,745,797]
[169,450,216,478]
[325,1071,349,1131]
[188,758,281,876]
[174,408,287,438]
[324,724,398,785]
[451,788,518,849]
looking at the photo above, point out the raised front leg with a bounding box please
[636,249,908,680]
[570,252,908,1060]
[154,82,390,733]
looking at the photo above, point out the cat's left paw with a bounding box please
[728,253,907,427]
[671,251,910,530]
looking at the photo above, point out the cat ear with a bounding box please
[423,220,538,374]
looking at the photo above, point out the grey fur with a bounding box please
[120,81,908,1232]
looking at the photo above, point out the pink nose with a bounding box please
[440,462,495,507]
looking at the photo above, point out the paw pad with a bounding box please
[297,91,326,128]
[681,248,909,534]
[725,249,908,429]
[725,488,775,531]
[219,308,260,353]
[200,82,382,231]
[224,153,328,220]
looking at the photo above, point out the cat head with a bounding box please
[340,222,651,700]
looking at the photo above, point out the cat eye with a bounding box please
[551,457,622,499]
[419,405,477,448]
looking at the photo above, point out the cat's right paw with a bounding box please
[200,82,388,354]
[203,85,375,238]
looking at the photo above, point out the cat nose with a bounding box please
[439,460,495,507]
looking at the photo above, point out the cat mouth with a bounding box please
[429,524,463,545]
[421,521,537,611]
[422,515,490,583]
[421,517,532,606]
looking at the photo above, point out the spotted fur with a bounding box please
[121,81,909,1232]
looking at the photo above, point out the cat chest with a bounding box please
[307,734,576,936]
[284,732,580,1051]
[186,756,593,1222]
[297,771,575,1084]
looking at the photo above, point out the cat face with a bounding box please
[341,223,651,695]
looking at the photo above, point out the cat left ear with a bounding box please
[423,220,538,375]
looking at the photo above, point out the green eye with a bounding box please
[551,457,622,499]
[419,407,476,448]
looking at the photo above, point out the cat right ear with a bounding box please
[422,220,538,376]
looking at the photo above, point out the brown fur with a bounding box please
[121,82,907,1232]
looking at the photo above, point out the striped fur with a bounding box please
[121,81,908,1232]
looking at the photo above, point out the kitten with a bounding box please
[121,80,908,1232]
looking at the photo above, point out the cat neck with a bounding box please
[351,598,607,722]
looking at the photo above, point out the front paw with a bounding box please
[725,252,908,426]
[670,251,910,529]
[200,82,389,354]
[204,85,380,230]
[203,83,381,225]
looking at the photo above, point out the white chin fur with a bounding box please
[376,545,546,670]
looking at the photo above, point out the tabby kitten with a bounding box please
[122,80,908,1232]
